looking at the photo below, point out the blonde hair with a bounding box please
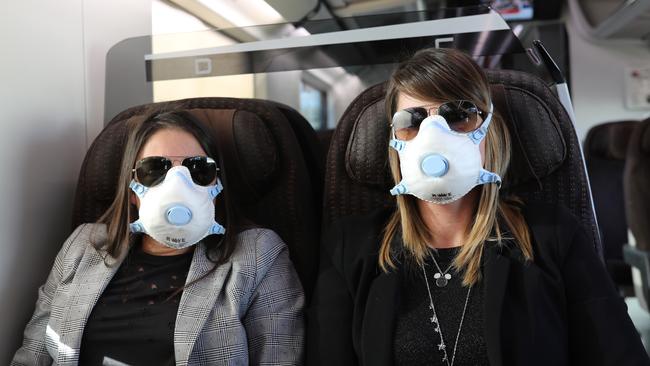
[380,48,532,286]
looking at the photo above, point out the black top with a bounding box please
[394,247,488,366]
[79,241,193,366]
[307,202,650,366]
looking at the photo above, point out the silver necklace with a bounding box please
[429,250,454,287]
[421,263,472,366]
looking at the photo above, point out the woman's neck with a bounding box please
[417,188,479,249]
[141,235,194,256]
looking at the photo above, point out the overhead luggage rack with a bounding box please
[144,6,525,81]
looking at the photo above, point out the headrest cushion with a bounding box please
[346,96,392,187]
[585,121,639,160]
[188,108,279,203]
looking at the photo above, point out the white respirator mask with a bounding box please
[129,165,225,249]
[389,101,500,204]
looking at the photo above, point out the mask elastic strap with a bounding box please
[209,179,224,199]
[390,182,408,196]
[477,168,501,188]
[130,180,148,199]
[468,102,494,145]
[210,222,226,235]
[130,219,146,234]
[389,139,406,152]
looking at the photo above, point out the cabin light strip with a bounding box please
[145,12,509,61]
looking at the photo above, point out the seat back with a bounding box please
[584,121,639,287]
[72,97,323,297]
[624,118,650,310]
[625,118,650,252]
[323,69,602,256]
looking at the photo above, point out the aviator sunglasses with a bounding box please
[133,156,218,188]
[391,100,486,141]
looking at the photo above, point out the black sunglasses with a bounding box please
[391,100,485,141]
[133,156,218,188]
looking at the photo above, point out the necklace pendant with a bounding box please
[444,273,451,280]
[435,276,449,287]
[438,343,446,351]
[433,272,442,279]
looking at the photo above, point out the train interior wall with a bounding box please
[1,1,650,363]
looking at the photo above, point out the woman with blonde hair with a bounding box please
[307,48,649,365]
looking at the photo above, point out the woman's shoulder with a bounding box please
[229,227,289,272]
[322,208,394,265]
[327,208,393,240]
[520,200,580,227]
[333,208,393,230]
[518,200,590,262]
[519,200,584,244]
[61,223,107,256]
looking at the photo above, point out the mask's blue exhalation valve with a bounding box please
[166,205,192,226]
[421,154,449,177]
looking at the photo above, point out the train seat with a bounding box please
[585,121,639,292]
[322,68,603,258]
[71,97,323,299]
[623,118,650,311]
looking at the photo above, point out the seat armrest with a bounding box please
[623,245,650,306]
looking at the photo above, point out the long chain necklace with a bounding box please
[429,250,454,287]
[421,262,472,366]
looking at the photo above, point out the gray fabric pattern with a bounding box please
[11,224,305,366]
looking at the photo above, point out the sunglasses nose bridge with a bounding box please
[157,165,193,188]
[169,158,185,167]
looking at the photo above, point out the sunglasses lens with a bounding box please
[135,157,172,187]
[439,101,481,133]
[183,156,217,186]
[392,107,428,141]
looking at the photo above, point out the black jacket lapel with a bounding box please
[360,267,400,366]
[483,243,511,366]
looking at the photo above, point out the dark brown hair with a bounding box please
[381,48,532,285]
[96,111,243,271]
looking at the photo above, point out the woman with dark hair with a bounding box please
[307,48,649,365]
[13,111,305,365]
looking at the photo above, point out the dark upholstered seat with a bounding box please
[623,118,650,310]
[72,97,323,299]
[584,121,639,289]
[323,69,603,257]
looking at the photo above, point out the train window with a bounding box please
[300,78,328,131]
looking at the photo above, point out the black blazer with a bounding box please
[307,202,650,366]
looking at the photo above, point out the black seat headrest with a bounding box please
[188,109,279,204]
[585,121,640,161]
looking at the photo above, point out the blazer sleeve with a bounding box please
[561,216,650,365]
[243,230,306,366]
[11,224,87,366]
[307,222,358,366]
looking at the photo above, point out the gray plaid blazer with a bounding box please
[12,224,305,366]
